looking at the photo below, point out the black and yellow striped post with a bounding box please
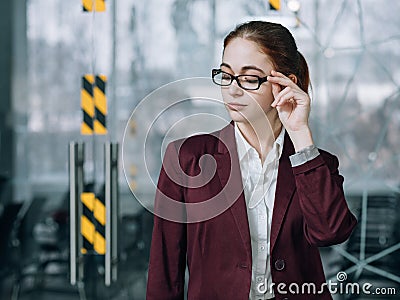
[81,75,95,135]
[269,0,281,10]
[94,75,107,135]
[81,74,107,135]
[82,0,106,12]
[80,192,106,255]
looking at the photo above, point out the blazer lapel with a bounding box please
[214,121,252,259]
[270,132,296,252]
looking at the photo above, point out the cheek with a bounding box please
[220,88,229,102]
[251,89,274,109]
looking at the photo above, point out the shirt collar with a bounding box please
[234,121,285,162]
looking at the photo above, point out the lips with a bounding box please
[226,102,248,110]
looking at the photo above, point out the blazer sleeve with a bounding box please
[292,152,358,247]
[146,142,187,300]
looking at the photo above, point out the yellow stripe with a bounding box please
[82,0,105,12]
[84,74,95,84]
[94,232,106,254]
[81,215,95,243]
[81,123,93,135]
[270,0,280,10]
[95,0,106,12]
[94,120,107,134]
[81,192,95,211]
[94,198,106,226]
[81,90,95,117]
[82,0,93,11]
[97,74,107,82]
[81,74,94,116]
[94,88,107,114]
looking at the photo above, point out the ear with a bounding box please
[288,74,298,84]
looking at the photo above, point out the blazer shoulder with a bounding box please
[168,129,222,158]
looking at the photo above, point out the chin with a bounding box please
[227,111,249,123]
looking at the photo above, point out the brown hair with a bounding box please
[224,21,310,93]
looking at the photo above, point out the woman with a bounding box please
[146,21,357,300]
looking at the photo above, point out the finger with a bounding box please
[267,75,295,88]
[271,70,287,77]
[276,91,295,107]
[268,70,296,88]
[271,82,281,101]
[271,86,292,107]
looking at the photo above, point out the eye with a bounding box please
[221,73,232,80]
[242,76,259,84]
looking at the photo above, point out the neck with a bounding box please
[236,111,282,163]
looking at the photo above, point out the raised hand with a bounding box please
[268,70,314,151]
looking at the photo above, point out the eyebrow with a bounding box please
[220,62,266,74]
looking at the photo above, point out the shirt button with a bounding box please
[275,259,285,271]
[260,246,265,251]
[256,276,263,282]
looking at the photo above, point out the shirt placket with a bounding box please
[252,156,269,299]
[246,145,280,300]
[258,152,279,299]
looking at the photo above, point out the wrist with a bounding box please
[287,126,314,152]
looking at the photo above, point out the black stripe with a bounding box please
[97,195,105,205]
[269,3,278,10]
[82,77,93,96]
[82,197,103,238]
[83,237,93,250]
[95,108,106,127]
[82,204,100,243]
[95,76,106,94]
[93,218,105,237]
[83,110,94,129]
[83,203,93,218]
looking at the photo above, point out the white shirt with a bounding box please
[234,122,285,300]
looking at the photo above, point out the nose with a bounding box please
[228,79,244,97]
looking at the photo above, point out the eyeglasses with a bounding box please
[211,69,269,90]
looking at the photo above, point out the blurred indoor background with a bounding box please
[0,0,399,299]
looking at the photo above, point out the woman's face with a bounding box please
[221,37,276,125]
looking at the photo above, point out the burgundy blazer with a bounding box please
[146,120,357,300]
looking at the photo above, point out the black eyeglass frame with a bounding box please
[211,68,269,91]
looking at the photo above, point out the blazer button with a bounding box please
[238,262,248,269]
[274,259,285,271]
